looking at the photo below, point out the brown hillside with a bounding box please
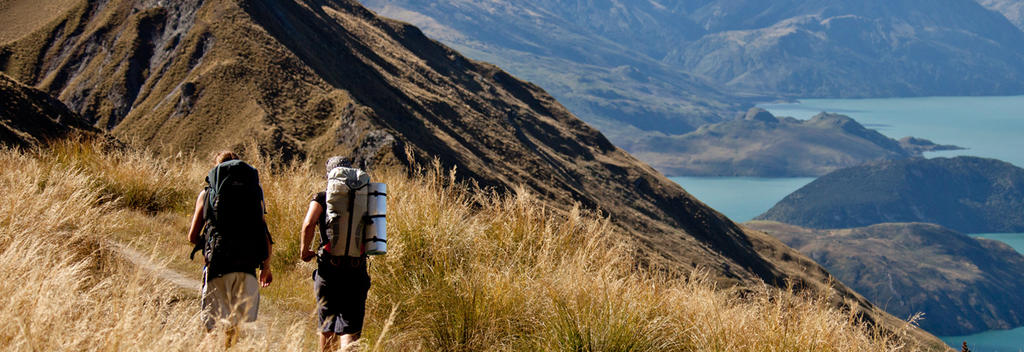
[0,73,97,147]
[0,0,946,348]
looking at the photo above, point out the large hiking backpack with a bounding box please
[324,166,372,257]
[200,160,270,276]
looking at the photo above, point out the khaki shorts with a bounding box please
[201,269,260,331]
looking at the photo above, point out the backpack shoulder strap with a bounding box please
[343,188,356,256]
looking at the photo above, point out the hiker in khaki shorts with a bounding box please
[187,151,274,346]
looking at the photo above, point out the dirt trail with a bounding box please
[112,242,202,292]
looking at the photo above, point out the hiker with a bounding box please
[300,156,373,351]
[187,151,274,346]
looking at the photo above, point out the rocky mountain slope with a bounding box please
[748,221,1024,335]
[757,157,1024,232]
[633,108,960,176]
[0,73,97,147]
[0,0,947,348]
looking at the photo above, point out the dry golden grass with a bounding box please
[0,140,925,351]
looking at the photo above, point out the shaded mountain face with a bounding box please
[757,156,1024,232]
[633,109,960,176]
[0,0,947,348]
[0,73,98,147]
[748,221,1024,335]
[978,0,1024,31]
[366,0,1024,100]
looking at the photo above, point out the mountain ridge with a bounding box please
[0,72,98,147]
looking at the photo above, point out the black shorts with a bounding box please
[314,257,370,335]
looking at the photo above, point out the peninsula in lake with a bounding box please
[631,108,959,177]
[758,156,1024,232]
[747,221,1024,336]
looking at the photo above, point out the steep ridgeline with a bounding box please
[364,0,1024,100]
[747,221,1024,336]
[0,0,946,348]
[977,0,1024,31]
[758,157,1024,232]
[0,73,98,147]
[633,108,960,177]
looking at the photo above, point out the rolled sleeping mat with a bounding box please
[367,183,386,216]
[365,183,387,255]
[365,217,386,255]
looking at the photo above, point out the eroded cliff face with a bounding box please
[0,0,946,348]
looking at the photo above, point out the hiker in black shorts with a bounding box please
[299,156,371,351]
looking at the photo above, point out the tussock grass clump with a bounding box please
[0,141,924,351]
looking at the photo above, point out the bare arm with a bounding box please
[186,190,207,244]
[258,198,274,287]
[259,222,273,287]
[300,201,323,262]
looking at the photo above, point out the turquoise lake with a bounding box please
[668,96,1024,352]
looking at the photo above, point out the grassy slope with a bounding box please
[0,140,926,351]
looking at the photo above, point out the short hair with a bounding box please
[214,151,239,165]
[326,156,352,174]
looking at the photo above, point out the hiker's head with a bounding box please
[326,156,353,175]
[214,151,239,165]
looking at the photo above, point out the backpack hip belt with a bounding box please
[318,252,366,268]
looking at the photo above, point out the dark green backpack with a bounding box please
[193,160,270,276]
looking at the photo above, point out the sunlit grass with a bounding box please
[0,140,926,351]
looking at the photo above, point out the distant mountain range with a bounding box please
[633,108,960,176]
[362,0,1024,178]
[365,0,1024,101]
[748,221,1024,335]
[758,156,1024,232]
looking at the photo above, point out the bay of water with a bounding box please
[665,96,1024,351]
[669,177,814,222]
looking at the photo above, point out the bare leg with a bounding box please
[339,333,361,350]
[321,332,338,352]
